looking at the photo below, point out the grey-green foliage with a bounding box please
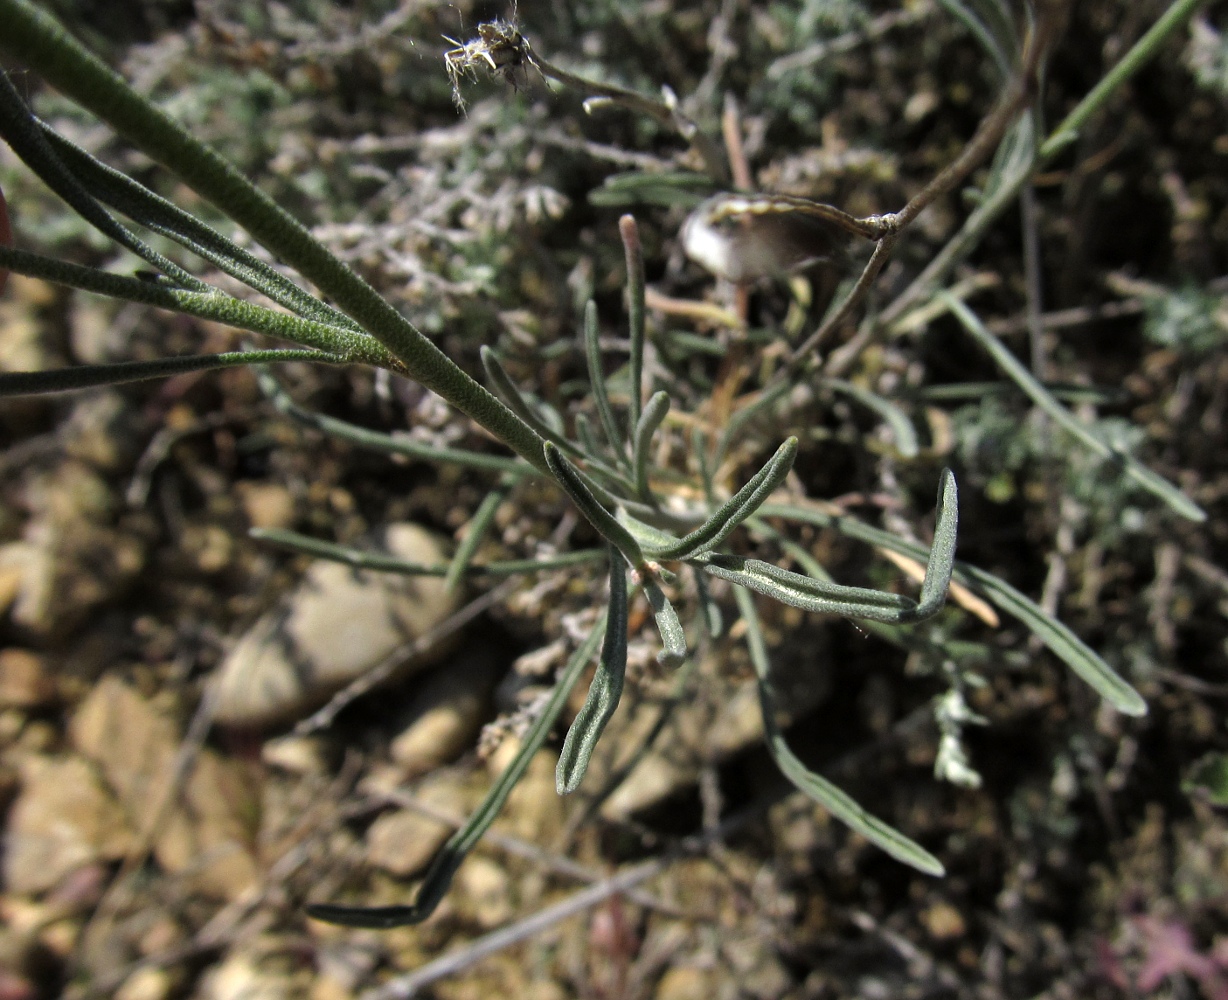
[0,0,959,924]
[1186,17,1228,98]
[1143,284,1228,353]
[0,0,1171,932]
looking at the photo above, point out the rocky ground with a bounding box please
[2,1,1228,998]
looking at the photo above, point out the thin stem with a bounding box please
[1039,0,1208,160]
[0,350,343,396]
[0,0,550,475]
[0,246,399,368]
[620,215,646,438]
[783,0,1064,368]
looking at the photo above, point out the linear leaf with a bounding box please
[944,294,1206,522]
[621,215,646,436]
[39,124,365,334]
[257,370,526,474]
[250,527,605,577]
[632,390,670,503]
[0,349,342,396]
[649,438,797,561]
[645,580,687,667]
[756,503,1147,716]
[583,299,627,465]
[734,587,944,876]
[557,551,629,793]
[822,378,920,458]
[307,623,605,927]
[544,442,646,572]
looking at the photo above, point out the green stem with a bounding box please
[0,0,549,475]
[0,350,343,396]
[1040,0,1208,159]
[0,246,395,367]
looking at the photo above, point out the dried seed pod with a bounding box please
[681,193,875,283]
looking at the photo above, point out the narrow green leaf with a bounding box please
[734,587,944,876]
[935,0,1014,80]
[704,555,927,624]
[557,550,629,793]
[713,380,792,469]
[621,215,646,437]
[0,245,397,367]
[40,124,365,334]
[308,622,605,927]
[0,349,342,396]
[756,502,1148,716]
[583,299,627,465]
[444,483,512,593]
[482,347,583,458]
[257,370,526,475]
[649,438,798,561]
[822,378,920,458]
[250,527,605,577]
[694,569,724,639]
[544,442,646,572]
[944,294,1206,522]
[644,580,687,667]
[575,412,606,464]
[0,70,207,292]
[1040,0,1209,160]
[632,390,670,503]
[917,468,959,614]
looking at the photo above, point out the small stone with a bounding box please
[655,965,712,1000]
[70,675,178,812]
[181,524,234,574]
[0,512,145,638]
[366,774,468,878]
[455,855,513,928]
[212,523,460,728]
[154,750,261,901]
[3,754,133,894]
[115,968,174,1000]
[200,951,291,1000]
[0,650,56,709]
[236,482,296,531]
[261,735,327,775]
[497,746,562,842]
[390,650,501,777]
[920,901,966,940]
[70,675,260,901]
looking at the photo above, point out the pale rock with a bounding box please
[655,966,713,1000]
[455,855,513,928]
[0,277,61,376]
[236,482,296,531]
[200,951,291,1000]
[599,653,831,821]
[70,675,177,815]
[115,968,174,1000]
[3,754,133,894]
[0,516,145,638]
[0,649,56,709]
[366,773,469,878]
[61,392,141,472]
[390,649,501,777]
[261,734,327,775]
[70,676,260,901]
[212,523,460,728]
[0,542,29,616]
[154,749,261,901]
[495,745,562,842]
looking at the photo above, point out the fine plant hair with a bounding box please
[0,0,1204,929]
